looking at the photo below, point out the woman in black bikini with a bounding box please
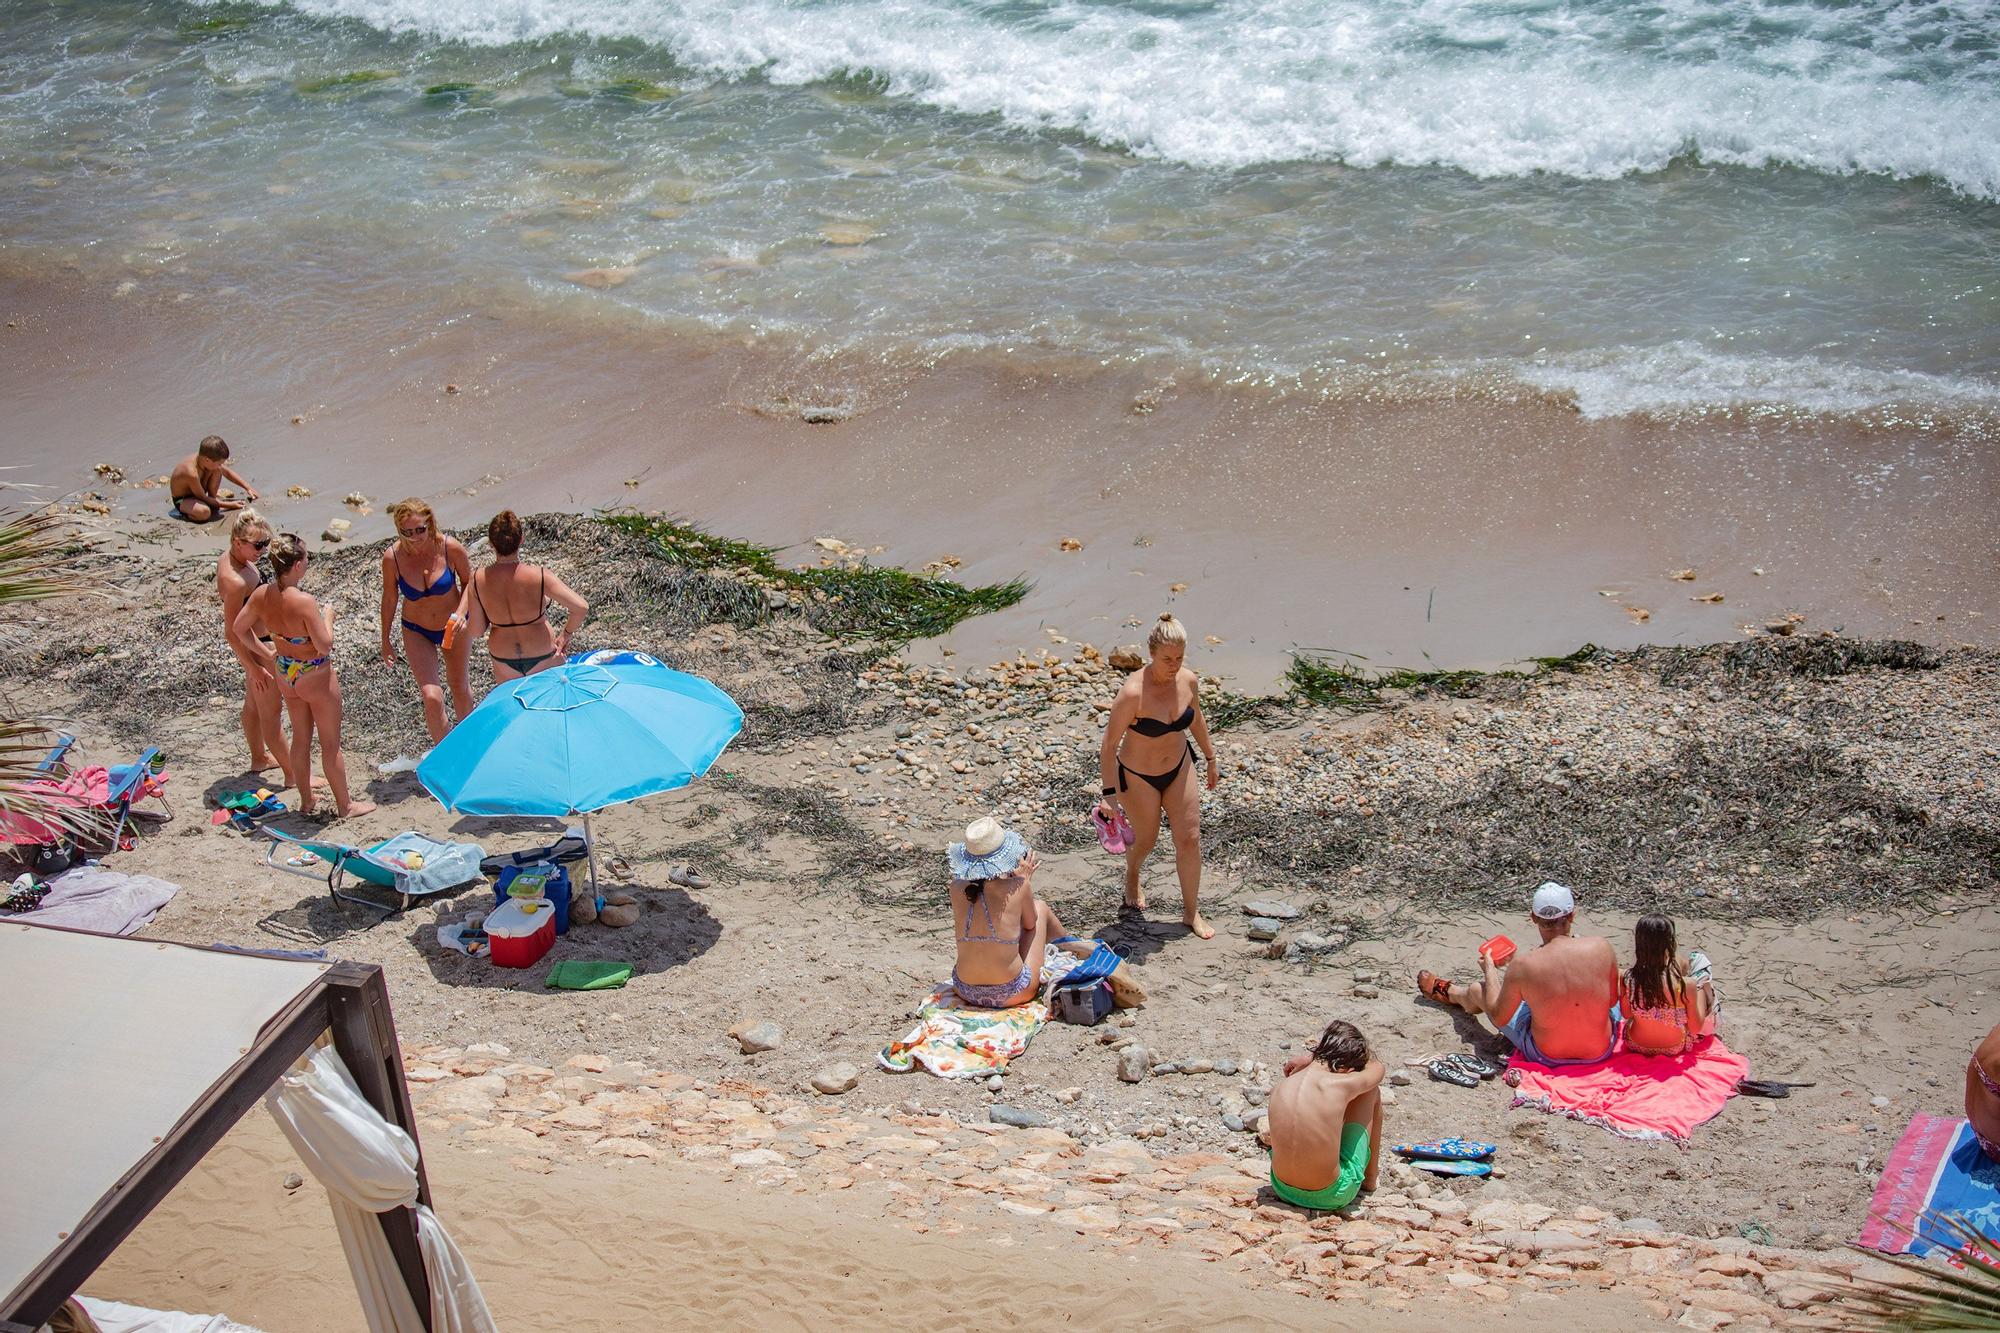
[453,510,589,686]
[377,497,474,744]
[1095,613,1222,939]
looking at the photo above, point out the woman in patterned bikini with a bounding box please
[947,817,1067,1009]
[234,534,375,820]
[1970,1021,2000,1165]
[377,497,473,743]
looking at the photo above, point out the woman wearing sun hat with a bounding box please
[948,816,1068,1009]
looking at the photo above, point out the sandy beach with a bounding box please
[5,489,1994,1328]
[5,271,1995,691]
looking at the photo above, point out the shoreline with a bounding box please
[4,269,1995,690]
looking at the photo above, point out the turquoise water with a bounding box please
[2,0,1997,422]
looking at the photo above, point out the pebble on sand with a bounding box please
[809,1062,860,1095]
[729,1019,783,1054]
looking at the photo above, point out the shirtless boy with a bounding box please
[1265,1019,1384,1212]
[1417,881,1621,1065]
[214,509,295,788]
[171,435,258,523]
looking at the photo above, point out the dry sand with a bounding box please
[98,1112,1535,1332]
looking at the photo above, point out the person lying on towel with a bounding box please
[1266,1019,1384,1211]
[1417,881,1620,1065]
[946,817,1071,1009]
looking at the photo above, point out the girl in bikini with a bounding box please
[233,535,375,820]
[947,817,1067,1009]
[377,498,474,744]
[1095,614,1222,939]
[453,510,589,685]
[1620,914,1712,1056]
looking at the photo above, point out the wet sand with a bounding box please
[4,268,1995,688]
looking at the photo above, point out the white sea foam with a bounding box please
[254,0,2000,197]
[1514,343,2000,421]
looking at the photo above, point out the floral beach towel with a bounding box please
[878,984,1050,1078]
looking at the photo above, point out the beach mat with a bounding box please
[1508,1037,1750,1142]
[4,866,179,936]
[1856,1114,2000,1257]
[878,984,1049,1079]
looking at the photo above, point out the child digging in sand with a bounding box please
[170,435,258,522]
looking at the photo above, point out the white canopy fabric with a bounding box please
[264,1049,497,1333]
[0,923,326,1306]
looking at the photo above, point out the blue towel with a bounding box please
[1054,941,1122,989]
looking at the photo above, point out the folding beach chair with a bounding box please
[263,826,484,919]
[1,736,170,864]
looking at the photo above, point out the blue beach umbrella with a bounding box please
[416,662,743,893]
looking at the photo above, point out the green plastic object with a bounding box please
[545,961,633,991]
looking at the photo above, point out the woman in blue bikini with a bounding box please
[948,818,1067,1009]
[377,497,474,743]
[234,535,374,820]
[1095,613,1222,939]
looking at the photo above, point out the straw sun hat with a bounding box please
[947,816,1028,880]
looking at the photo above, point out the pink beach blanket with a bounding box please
[1509,1038,1751,1142]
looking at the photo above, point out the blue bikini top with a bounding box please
[396,556,459,602]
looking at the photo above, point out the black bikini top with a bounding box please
[1130,703,1195,737]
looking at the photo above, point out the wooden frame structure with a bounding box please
[0,938,433,1332]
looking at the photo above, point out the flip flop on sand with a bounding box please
[667,864,709,890]
[1427,1060,1479,1089]
[1416,970,1454,1005]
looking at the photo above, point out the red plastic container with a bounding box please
[486,898,555,969]
[1480,934,1517,968]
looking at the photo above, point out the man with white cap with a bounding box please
[1416,882,1621,1066]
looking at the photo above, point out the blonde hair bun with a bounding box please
[1147,613,1189,651]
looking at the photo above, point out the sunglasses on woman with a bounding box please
[239,536,271,550]
[399,524,430,538]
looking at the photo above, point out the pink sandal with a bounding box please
[1091,806,1130,855]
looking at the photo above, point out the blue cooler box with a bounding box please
[494,862,571,935]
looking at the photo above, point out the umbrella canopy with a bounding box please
[417,663,742,817]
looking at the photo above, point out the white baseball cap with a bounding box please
[1530,881,1576,920]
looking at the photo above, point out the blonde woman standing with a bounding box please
[377,497,473,743]
[1096,614,1222,939]
[214,508,294,787]
[234,535,375,821]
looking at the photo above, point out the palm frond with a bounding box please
[1836,1210,2000,1331]
[0,504,104,853]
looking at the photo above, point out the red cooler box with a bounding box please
[486,898,556,968]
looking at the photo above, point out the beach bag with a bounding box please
[1054,979,1115,1026]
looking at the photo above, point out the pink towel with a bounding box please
[1509,1038,1750,1142]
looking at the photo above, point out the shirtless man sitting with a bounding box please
[1417,882,1621,1066]
[1265,1019,1384,1212]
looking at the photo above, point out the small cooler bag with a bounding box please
[1053,980,1115,1026]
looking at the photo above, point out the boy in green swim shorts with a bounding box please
[1265,1019,1384,1211]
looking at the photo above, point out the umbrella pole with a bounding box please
[583,811,600,903]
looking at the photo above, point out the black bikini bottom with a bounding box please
[1119,741,1194,795]
[492,649,559,675]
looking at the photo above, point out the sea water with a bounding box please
[0,0,1996,427]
